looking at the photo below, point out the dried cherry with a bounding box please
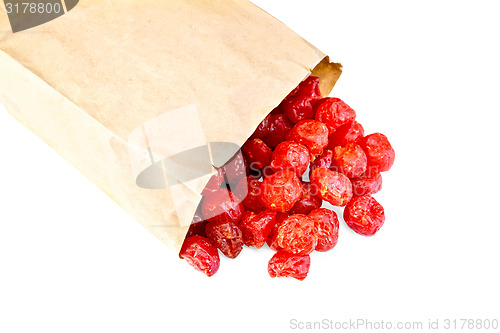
[351,170,382,196]
[259,170,302,213]
[239,209,277,248]
[315,97,356,134]
[276,214,317,255]
[309,149,333,179]
[270,141,310,177]
[343,195,385,236]
[180,235,220,277]
[205,220,244,258]
[268,250,311,281]
[332,143,367,178]
[266,212,288,251]
[201,188,244,224]
[185,210,207,238]
[310,167,353,207]
[328,120,364,149]
[249,114,271,139]
[286,119,329,159]
[201,168,225,196]
[233,177,264,213]
[262,114,294,148]
[222,151,248,185]
[360,133,395,172]
[288,182,322,215]
[309,208,339,252]
[241,139,273,170]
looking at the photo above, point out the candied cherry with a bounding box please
[201,168,225,196]
[241,139,273,170]
[332,143,367,178]
[309,149,333,179]
[288,182,322,215]
[180,235,220,277]
[351,170,383,196]
[201,188,244,224]
[186,210,207,238]
[276,214,317,255]
[328,120,365,149]
[233,177,264,213]
[281,77,322,123]
[268,250,311,281]
[205,220,244,258]
[266,212,289,251]
[344,195,385,236]
[259,170,302,213]
[310,167,353,207]
[270,141,310,177]
[360,133,395,172]
[309,208,339,252]
[315,98,356,134]
[239,209,277,248]
[250,114,271,139]
[222,150,248,185]
[262,114,294,148]
[286,119,329,160]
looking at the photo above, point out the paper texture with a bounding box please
[0,0,342,252]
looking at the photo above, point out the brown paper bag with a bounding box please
[0,0,342,252]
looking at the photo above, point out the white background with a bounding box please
[1,1,499,332]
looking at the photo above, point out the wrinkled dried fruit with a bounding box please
[205,220,244,258]
[296,76,322,103]
[288,182,322,215]
[266,212,289,251]
[250,114,271,139]
[201,168,225,196]
[310,167,353,207]
[309,149,333,179]
[360,133,395,173]
[186,210,208,238]
[259,170,302,213]
[268,250,311,280]
[286,119,329,159]
[239,209,277,248]
[309,208,339,252]
[222,151,248,185]
[282,94,314,124]
[241,139,273,170]
[276,214,317,255]
[270,141,310,177]
[315,97,356,134]
[351,170,383,196]
[233,177,264,213]
[180,235,220,277]
[202,188,244,224]
[262,114,294,148]
[344,195,385,236]
[328,120,365,148]
[332,143,367,178]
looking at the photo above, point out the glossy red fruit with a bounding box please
[233,177,264,213]
[351,170,383,196]
[315,98,356,134]
[239,209,277,248]
[309,149,333,179]
[332,143,367,178]
[202,188,244,224]
[360,133,395,172]
[286,119,329,160]
[186,210,207,238]
[282,94,314,124]
[310,167,353,207]
[288,182,322,215]
[262,114,294,148]
[309,208,339,252]
[249,114,271,139]
[180,235,220,277]
[259,170,302,213]
[276,214,317,255]
[328,120,365,149]
[266,212,289,251]
[201,168,225,196]
[205,220,244,258]
[222,151,248,185]
[344,195,385,236]
[296,76,322,103]
[241,139,273,170]
[268,250,311,281]
[270,141,310,177]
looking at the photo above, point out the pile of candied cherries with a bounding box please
[179,76,395,280]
